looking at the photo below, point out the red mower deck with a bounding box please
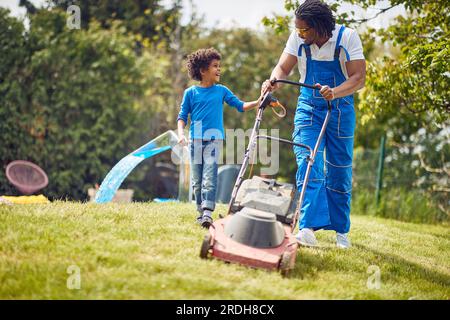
[201,215,298,274]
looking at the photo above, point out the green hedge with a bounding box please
[352,187,448,225]
[0,8,158,200]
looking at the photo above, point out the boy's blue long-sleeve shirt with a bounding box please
[177,84,244,140]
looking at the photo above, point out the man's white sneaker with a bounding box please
[295,228,318,247]
[336,232,351,249]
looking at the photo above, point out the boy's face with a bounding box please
[201,59,221,83]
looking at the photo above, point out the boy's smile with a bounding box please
[200,59,221,86]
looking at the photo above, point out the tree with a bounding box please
[0,8,169,200]
[21,0,184,47]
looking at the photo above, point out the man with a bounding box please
[262,0,366,248]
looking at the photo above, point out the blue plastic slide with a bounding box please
[95,130,180,203]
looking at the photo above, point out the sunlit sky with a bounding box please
[0,0,405,31]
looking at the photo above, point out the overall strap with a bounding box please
[298,44,312,59]
[334,26,346,59]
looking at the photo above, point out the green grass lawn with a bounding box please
[0,202,448,299]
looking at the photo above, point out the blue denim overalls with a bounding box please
[292,26,355,234]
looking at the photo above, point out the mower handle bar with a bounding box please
[270,78,319,90]
[256,135,312,154]
[269,79,332,110]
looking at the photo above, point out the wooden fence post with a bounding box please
[375,135,386,207]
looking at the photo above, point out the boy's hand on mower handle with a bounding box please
[316,83,335,101]
[257,94,263,104]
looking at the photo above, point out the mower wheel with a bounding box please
[200,233,212,259]
[279,252,292,277]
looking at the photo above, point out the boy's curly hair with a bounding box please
[186,48,221,81]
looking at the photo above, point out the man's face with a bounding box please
[201,59,221,83]
[295,18,314,45]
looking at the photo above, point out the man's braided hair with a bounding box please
[295,0,336,38]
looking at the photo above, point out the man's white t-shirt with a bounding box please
[283,24,365,82]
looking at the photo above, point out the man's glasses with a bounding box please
[296,27,311,36]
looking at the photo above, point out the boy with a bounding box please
[177,48,261,228]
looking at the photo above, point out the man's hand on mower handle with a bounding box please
[316,83,335,101]
[261,78,280,95]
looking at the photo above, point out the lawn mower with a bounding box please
[199,79,332,276]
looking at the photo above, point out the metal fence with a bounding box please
[352,136,449,224]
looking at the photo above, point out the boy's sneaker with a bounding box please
[201,215,213,228]
[295,228,318,247]
[336,232,351,249]
[201,210,213,229]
